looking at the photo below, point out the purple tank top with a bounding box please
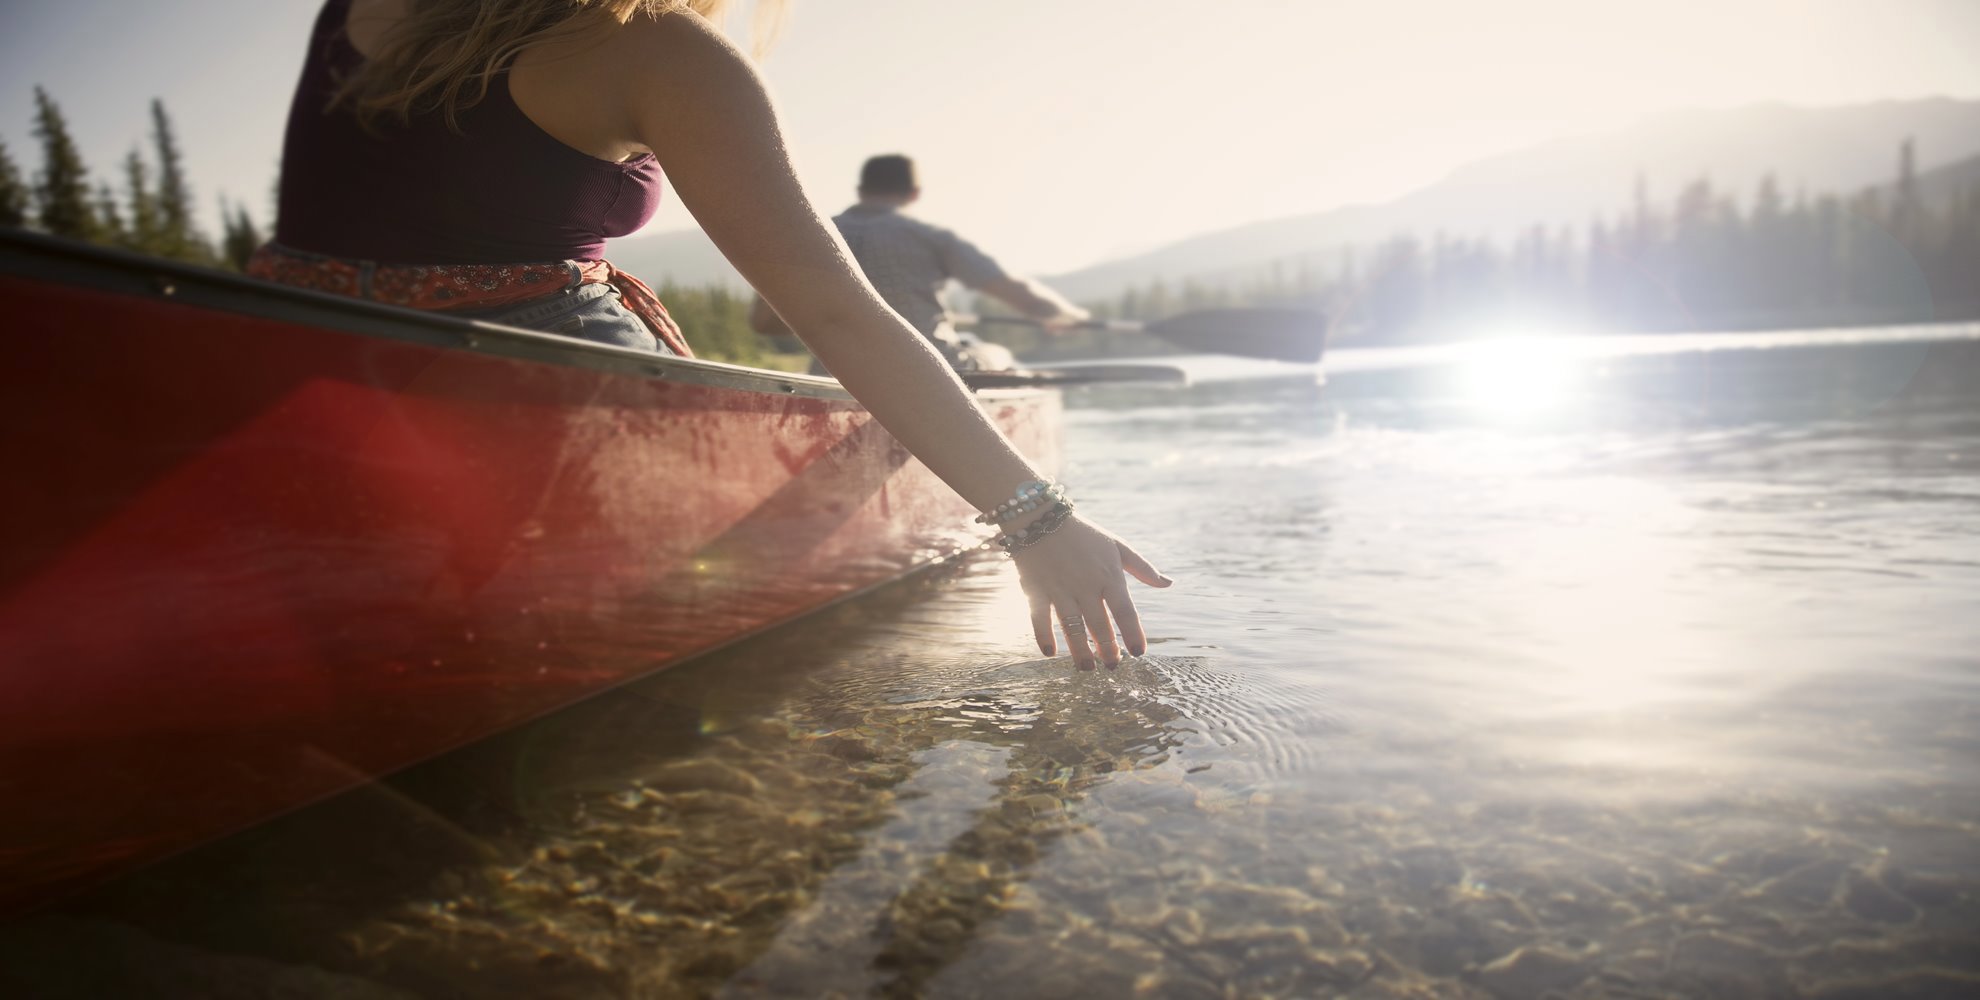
[274,0,663,264]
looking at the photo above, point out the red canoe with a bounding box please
[0,231,1059,912]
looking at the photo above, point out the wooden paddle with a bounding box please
[959,307,1328,364]
[960,363,1189,390]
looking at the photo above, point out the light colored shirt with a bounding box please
[832,203,1013,340]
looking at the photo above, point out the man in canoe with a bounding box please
[749,154,1090,372]
[251,0,1168,670]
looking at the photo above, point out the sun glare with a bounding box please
[1449,334,1583,418]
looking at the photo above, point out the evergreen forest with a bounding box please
[9,87,1976,365]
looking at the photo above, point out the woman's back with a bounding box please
[274,0,663,264]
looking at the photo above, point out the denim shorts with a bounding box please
[460,281,671,354]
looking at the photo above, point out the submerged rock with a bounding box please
[1668,930,1780,986]
[1749,858,1847,911]
[814,733,878,762]
[1475,945,1591,998]
[1413,919,1486,977]
[1842,873,1920,924]
[1391,845,1467,897]
[643,758,764,797]
[1885,865,1970,907]
[1806,968,1980,1000]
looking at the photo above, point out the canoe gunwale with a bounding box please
[0,229,862,402]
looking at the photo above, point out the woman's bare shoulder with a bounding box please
[610,7,760,89]
[603,7,777,140]
[343,0,410,57]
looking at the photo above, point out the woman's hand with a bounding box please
[1014,517,1171,670]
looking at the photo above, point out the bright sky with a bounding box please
[3,0,1977,273]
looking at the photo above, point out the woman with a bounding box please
[256,0,1169,670]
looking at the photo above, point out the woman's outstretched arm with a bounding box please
[608,11,1169,668]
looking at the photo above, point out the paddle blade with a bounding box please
[962,364,1189,390]
[1144,308,1328,364]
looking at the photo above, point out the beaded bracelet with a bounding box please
[994,499,1076,554]
[974,479,1070,526]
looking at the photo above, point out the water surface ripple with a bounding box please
[8,326,1980,999]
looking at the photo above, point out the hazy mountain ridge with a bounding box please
[606,99,1980,300]
[1902,150,1980,207]
[1045,98,1980,303]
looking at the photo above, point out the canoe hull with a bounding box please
[0,233,1058,911]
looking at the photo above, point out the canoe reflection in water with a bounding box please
[10,571,1206,999]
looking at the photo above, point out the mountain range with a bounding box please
[605,98,1980,303]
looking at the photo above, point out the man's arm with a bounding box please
[976,275,1090,327]
[933,228,1089,326]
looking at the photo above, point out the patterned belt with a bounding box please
[246,243,692,357]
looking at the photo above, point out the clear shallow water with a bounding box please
[9,326,1980,999]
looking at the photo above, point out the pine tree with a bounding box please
[1744,174,1784,321]
[1629,172,1655,246]
[0,139,28,227]
[123,149,163,251]
[31,86,97,240]
[150,98,211,261]
[1892,137,1922,246]
[1941,181,1980,316]
[220,198,263,270]
[94,182,128,245]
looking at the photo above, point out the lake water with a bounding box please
[8,325,1980,999]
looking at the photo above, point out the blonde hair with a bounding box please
[338,0,779,129]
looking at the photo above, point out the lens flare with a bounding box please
[1449,334,1582,417]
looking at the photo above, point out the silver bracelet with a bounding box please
[975,479,1069,526]
[994,500,1076,554]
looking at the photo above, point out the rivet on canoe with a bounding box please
[462,335,479,349]
[153,277,176,296]
[783,384,797,393]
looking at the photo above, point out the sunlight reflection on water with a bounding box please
[1449,335,1584,416]
[16,324,1980,999]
